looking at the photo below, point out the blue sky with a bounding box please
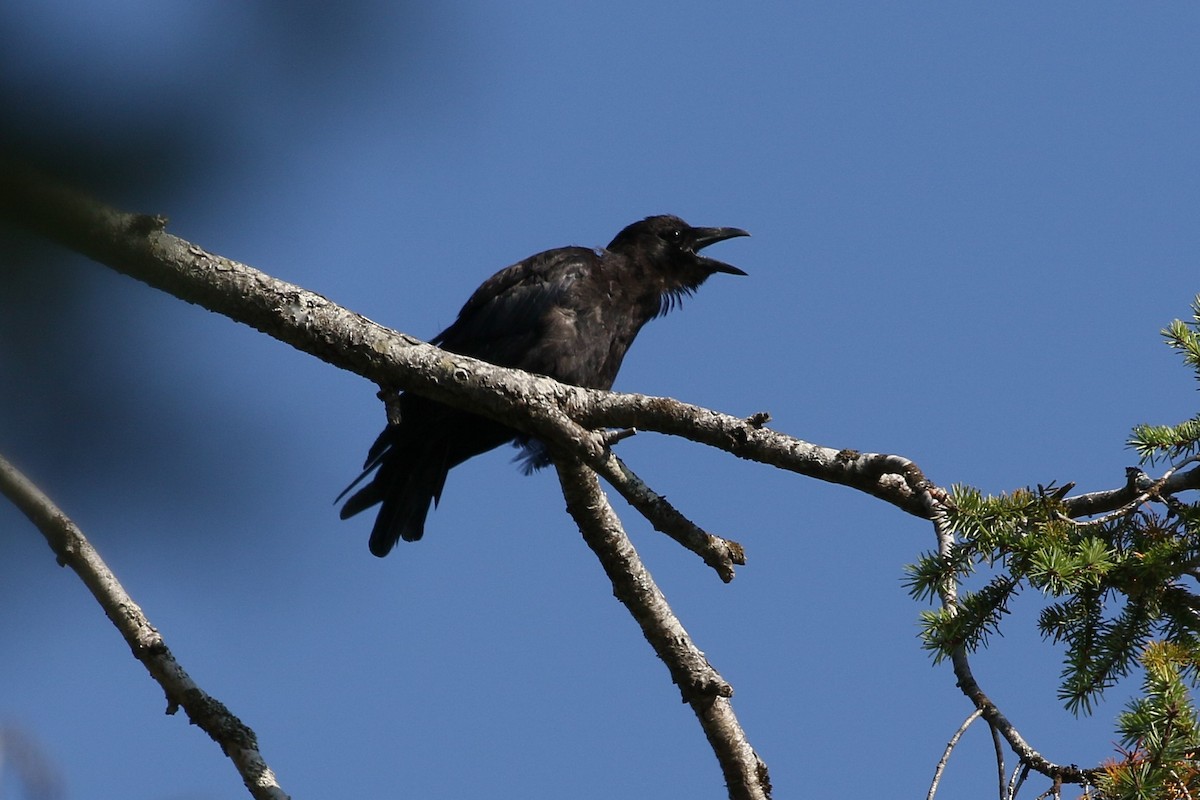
[2,4,1199,798]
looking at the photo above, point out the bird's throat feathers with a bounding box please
[655,281,703,318]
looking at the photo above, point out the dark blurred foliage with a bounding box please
[0,2,434,192]
[0,725,64,800]
[0,2,437,493]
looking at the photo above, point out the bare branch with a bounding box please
[1062,463,1200,518]
[948,605,1095,785]
[1033,775,1064,800]
[1007,763,1031,800]
[0,161,611,461]
[590,452,744,582]
[0,160,951,585]
[552,458,771,800]
[0,453,290,800]
[576,391,946,519]
[927,708,983,800]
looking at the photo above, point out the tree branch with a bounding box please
[990,721,1007,800]
[0,453,289,800]
[927,708,983,800]
[576,392,946,519]
[949,648,1095,786]
[0,161,948,578]
[0,160,607,460]
[552,457,771,800]
[1061,463,1200,519]
[589,451,745,582]
[3,162,1155,797]
[0,162,950,526]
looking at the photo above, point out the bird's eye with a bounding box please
[670,229,683,241]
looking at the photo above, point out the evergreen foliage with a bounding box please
[907,297,1200,798]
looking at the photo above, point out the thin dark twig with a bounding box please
[991,720,1006,800]
[1033,775,1063,800]
[932,509,1096,787]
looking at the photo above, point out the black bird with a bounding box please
[339,214,749,556]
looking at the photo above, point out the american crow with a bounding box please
[339,214,749,556]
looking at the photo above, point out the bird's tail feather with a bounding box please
[368,444,450,555]
[340,408,516,556]
[338,432,451,557]
[335,423,399,507]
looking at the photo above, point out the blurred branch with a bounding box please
[0,453,290,800]
[0,725,64,800]
[552,457,771,800]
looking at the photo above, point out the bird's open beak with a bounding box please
[690,226,750,276]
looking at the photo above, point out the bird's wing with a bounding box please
[432,246,599,368]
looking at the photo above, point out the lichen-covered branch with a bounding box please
[553,457,771,800]
[0,161,604,462]
[0,161,944,529]
[589,451,745,582]
[0,453,290,800]
[575,393,946,519]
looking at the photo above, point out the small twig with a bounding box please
[0,453,289,800]
[745,411,771,429]
[1007,763,1030,800]
[927,708,983,800]
[552,457,770,800]
[1033,775,1063,800]
[591,452,744,582]
[600,427,639,446]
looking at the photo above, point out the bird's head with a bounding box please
[607,214,749,315]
